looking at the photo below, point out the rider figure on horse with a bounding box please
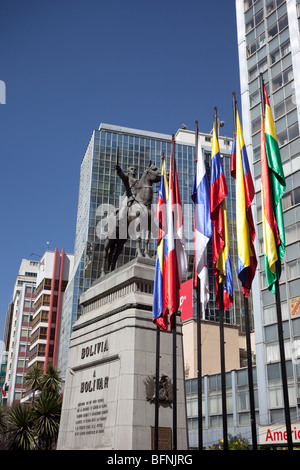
[115,164,139,207]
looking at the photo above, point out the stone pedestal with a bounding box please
[57,258,188,450]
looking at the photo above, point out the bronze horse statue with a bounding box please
[100,161,161,276]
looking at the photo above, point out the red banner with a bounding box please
[179,279,193,321]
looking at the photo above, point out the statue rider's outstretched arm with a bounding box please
[115,164,128,187]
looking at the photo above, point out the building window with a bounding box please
[282,187,300,210]
[266,0,285,17]
[270,39,291,64]
[272,66,293,92]
[244,0,254,12]
[247,32,266,58]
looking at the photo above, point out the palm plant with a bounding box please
[24,365,43,403]
[32,391,62,450]
[0,406,7,449]
[41,364,62,395]
[3,365,63,450]
[0,405,6,431]
[6,404,35,450]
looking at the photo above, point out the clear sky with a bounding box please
[0,0,241,338]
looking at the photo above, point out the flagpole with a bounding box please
[195,120,203,451]
[232,92,257,450]
[171,135,177,451]
[214,106,228,451]
[154,325,160,450]
[275,268,293,451]
[259,74,293,451]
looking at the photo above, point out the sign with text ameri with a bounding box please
[290,296,300,318]
[259,424,300,446]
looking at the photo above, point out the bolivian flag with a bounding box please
[261,83,286,293]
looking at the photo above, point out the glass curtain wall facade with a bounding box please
[58,126,174,376]
[57,124,246,378]
[236,0,300,426]
[186,369,259,449]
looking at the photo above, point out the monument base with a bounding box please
[57,258,188,450]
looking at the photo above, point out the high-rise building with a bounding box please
[28,249,74,374]
[4,259,38,405]
[57,123,248,378]
[236,0,300,426]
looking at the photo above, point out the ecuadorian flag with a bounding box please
[210,124,233,311]
[153,158,169,330]
[261,82,286,294]
[231,110,257,297]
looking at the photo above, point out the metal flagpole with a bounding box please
[259,73,293,451]
[232,92,257,450]
[171,135,177,451]
[154,151,166,451]
[154,325,160,450]
[195,120,203,451]
[214,106,228,451]
[244,298,257,450]
[275,271,293,451]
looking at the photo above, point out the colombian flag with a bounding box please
[231,110,257,297]
[261,82,286,293]
[153,158,169,330]
[210,124,233,311]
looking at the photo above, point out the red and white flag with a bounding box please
[164,140,188,329]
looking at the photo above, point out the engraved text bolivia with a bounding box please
[80,339,109,394]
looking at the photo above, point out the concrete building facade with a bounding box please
[236,0,300,428]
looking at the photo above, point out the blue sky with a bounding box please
[0,0,240,337]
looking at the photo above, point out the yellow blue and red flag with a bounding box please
[231,110,257,297]
[210,124,233,311]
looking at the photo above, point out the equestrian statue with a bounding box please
[100,160,161,276]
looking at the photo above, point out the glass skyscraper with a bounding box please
[236,0,300,426]
[57,123,246,378]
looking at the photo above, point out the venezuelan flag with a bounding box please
[153,158,169,330]
[261,83,286,293]
[231,110,257,297]
[210,124,233,310]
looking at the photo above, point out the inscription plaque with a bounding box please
[151,426,172,450]
[75,398,108,437]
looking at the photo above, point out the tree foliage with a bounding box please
[0,365,63,450]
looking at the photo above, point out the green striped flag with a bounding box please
[262,83,286,293]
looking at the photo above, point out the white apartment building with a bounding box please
[4,259,38,405]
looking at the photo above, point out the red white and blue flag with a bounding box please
[191,139,213,313]
[153,158,169,330]
[153,140,188,331]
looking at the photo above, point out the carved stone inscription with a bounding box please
[74,338,111,438]
[75,398,108,436]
